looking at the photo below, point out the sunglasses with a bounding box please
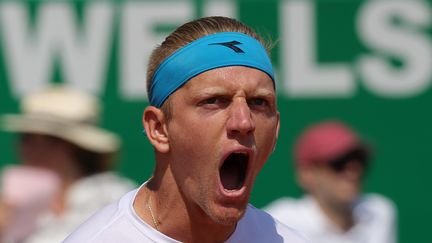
[328,147,370,172]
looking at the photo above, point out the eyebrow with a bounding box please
[253,89,275,98]
[191,87,276,102]
[192,87,229,98]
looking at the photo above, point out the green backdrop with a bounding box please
[1,0,431,242]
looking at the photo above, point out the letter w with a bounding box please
[0,2,113,97]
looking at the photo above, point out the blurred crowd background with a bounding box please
[0,0,431,242]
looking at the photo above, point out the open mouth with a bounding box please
[219,152,249,191]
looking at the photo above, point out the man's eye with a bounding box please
[248,98,267,106]
[200,97,229,106]
[205,97,219,104]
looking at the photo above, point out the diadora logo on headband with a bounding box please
[209,40,244,53]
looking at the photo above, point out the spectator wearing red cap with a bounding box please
[265,120,397,243]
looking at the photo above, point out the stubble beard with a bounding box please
[198,191,248,227]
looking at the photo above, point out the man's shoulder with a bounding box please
[356,193,397,220]
[263,195,335,232]
[228,204,309,243]
[263,196,313,219]
[63,189,138,243]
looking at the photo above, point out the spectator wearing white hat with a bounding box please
[265,121,397,243]
[0,85,136,243]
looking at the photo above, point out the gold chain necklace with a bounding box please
[147,192,159,231]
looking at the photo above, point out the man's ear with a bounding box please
[143,106,170,153]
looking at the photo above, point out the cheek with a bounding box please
[19,143,49,164]
[169,134,219,181]
[255,120,278,152]
[168,112,224,160]
[310,172,336,193]
[316,173,357,199]
[334,177,362,195]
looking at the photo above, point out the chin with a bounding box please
[212,209,245,226]
[339,192,360,205]
[207,202,248,226]
[338,185,361,200]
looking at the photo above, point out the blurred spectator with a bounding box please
[265,120,397,243]
[0,85,136,243]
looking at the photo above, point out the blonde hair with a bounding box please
[146,16,271,119]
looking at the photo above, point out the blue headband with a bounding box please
[149,32,274,108]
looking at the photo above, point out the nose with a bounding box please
[226,99,256,136]
[342,160,365,181]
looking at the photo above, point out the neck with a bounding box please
[314,196,355,232]
[51,164,85,216]
[134,168,236,243]
[51,179,75,215]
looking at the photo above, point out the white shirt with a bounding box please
[264,194,397,243]
[63,186,310,243]
[24,172,136,243]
